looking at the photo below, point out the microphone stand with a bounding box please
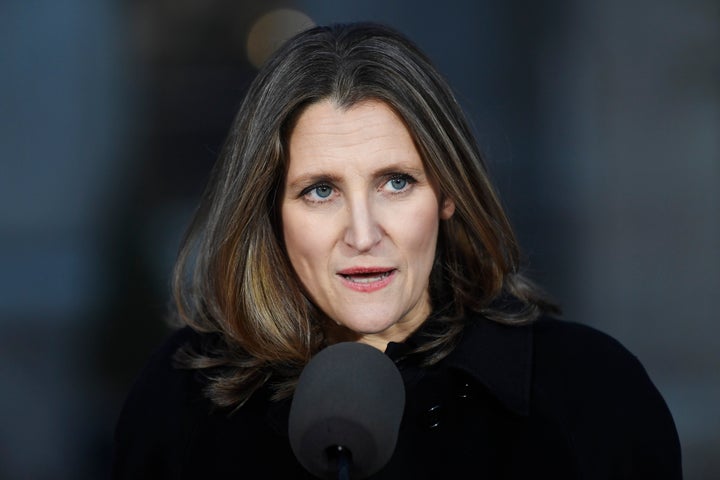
[327,445,351,480]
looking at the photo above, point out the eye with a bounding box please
[302,183,334,202]
[389,177,407,190]
[313,185,333,198]
[383,174,415,193]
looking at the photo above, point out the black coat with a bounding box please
[112,316,682,479]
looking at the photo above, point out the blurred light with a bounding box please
[246,9,315,69]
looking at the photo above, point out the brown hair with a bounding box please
[172,22,558,408]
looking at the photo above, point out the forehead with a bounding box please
[292,98,408,136]
[286,99,420,170]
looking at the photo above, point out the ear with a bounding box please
[440,196,455,220]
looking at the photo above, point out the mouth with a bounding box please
[337,267,396,292]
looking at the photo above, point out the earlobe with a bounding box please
[440,197,455,220]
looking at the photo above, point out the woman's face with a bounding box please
[281,99,455,350]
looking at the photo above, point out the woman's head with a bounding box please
[174,23,549,404]
[281,98,456,351]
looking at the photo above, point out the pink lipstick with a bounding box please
[337,267,396,293]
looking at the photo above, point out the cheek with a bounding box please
[281,207,304,267]
[281,208,327,277]
[394,203,441,264]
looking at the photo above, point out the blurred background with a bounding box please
[0,0,717,478]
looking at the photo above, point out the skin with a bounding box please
[281,99,455,351]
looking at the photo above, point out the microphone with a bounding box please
[288,342,406,479]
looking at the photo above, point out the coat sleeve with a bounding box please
[110,328,198,479]
[533,320,683,479]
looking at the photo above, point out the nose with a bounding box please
[343,197,382,252]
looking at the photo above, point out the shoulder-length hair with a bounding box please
[172,22,558,408]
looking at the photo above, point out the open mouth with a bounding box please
[340,270,394,284]
[337,267,396,292]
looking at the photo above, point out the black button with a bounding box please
[422,404,443,429]
[456,381,474,400]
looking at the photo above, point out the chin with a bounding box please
[334,313,392,333]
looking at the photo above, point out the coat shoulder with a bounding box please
[530,317,666,419]
[111,326,205,478]
[530,317,683,478]
[532,318,640,375]
[115,326,202,421]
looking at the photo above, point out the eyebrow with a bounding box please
[285,172,343,193]
[286,162,427,192]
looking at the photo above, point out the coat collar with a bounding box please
[445,316,533,416]
[386,315,534,417]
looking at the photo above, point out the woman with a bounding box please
[112,22,682,478]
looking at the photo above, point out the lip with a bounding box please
[336,267,397,293]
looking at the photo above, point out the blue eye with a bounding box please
[303,184,333,201]
[389,177,408,190]
[314,185,332,198]
[385,174,415,193]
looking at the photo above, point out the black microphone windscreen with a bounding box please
[288,342,405,479]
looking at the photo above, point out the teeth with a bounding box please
[343,271,391,283]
